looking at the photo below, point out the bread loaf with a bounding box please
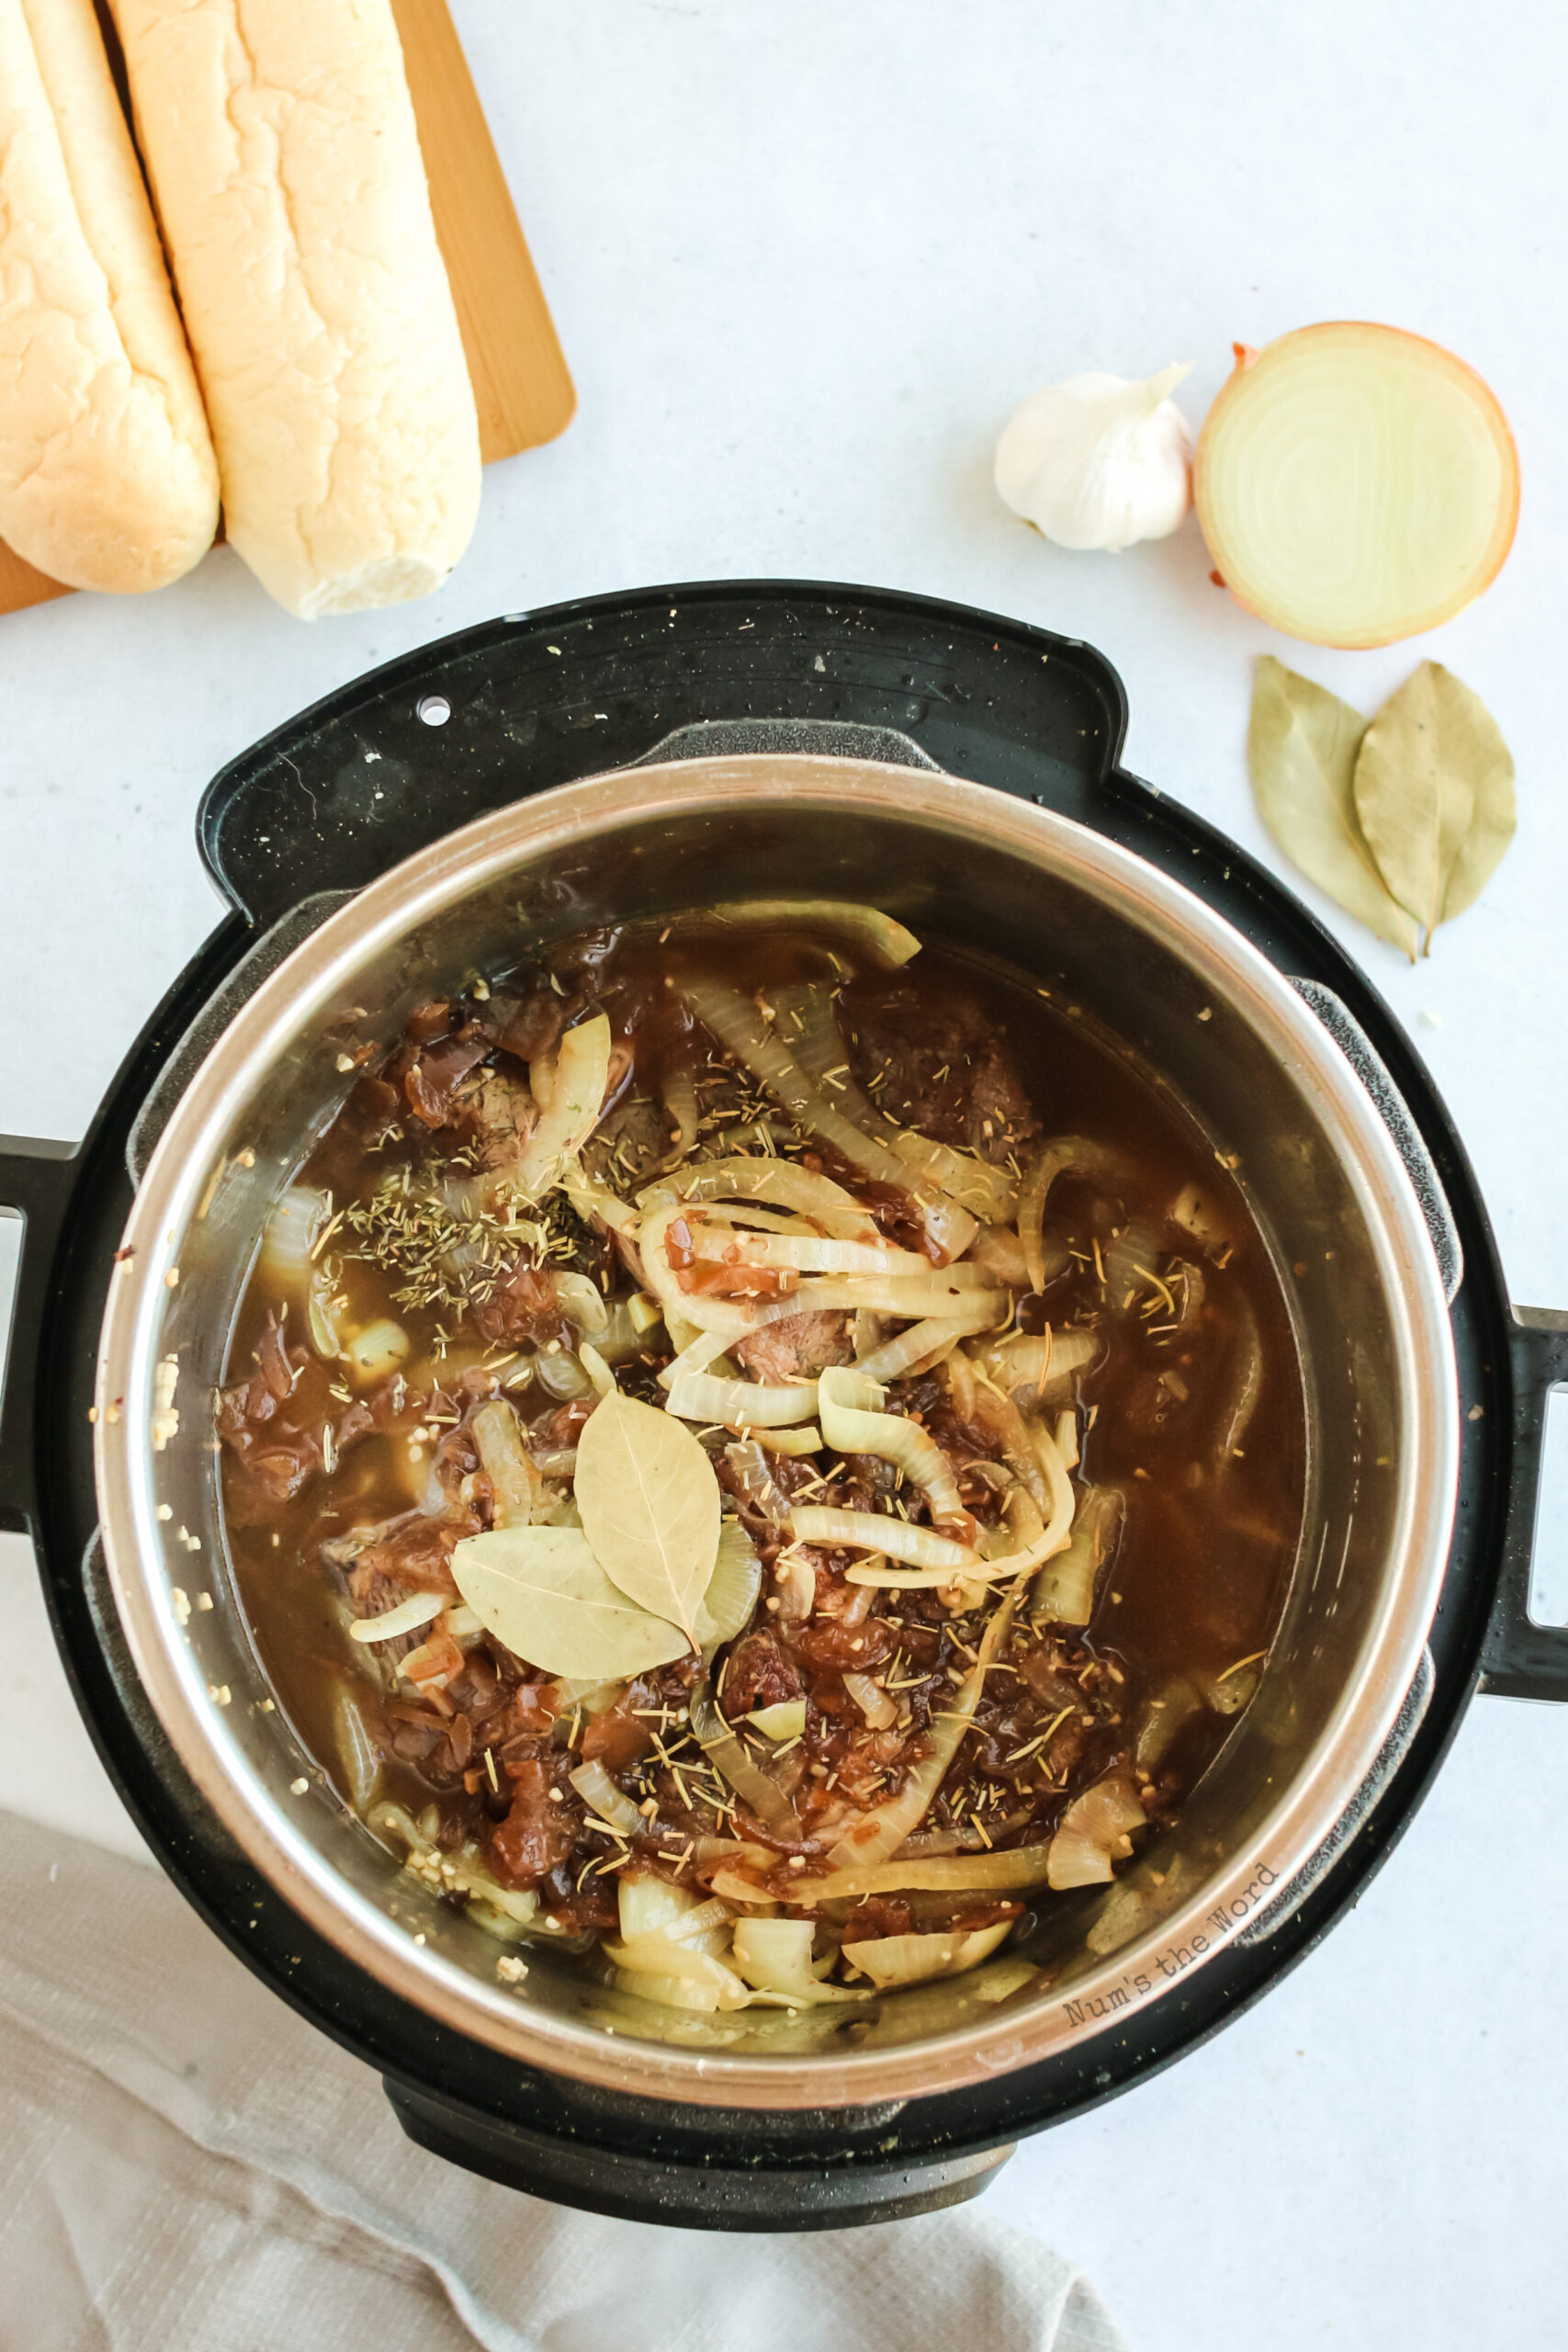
[0,0,219,593]
[108,0,481,620]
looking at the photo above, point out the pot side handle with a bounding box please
[1288,979,1462,1303]
[0,1135,78,1537]
[1478,1309,1568,1703]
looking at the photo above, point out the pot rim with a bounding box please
[94,753,1460,2109]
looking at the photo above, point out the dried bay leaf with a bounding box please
[450,1524,690,1680]
[574,1391,719,1644]
[1352,662,1516,948]
[1248,656,1419,957]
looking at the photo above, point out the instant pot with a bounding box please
[3,581,1565,2229]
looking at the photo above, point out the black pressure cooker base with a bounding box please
[6,579,1562,2229]
[386,2080,1016,2230]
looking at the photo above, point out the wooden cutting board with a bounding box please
[0,0,573,618]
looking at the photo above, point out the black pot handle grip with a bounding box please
[0,1135,76,1537]
[1479,1308,1568,1702]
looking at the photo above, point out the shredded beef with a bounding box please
[840,1896,913,1944]
[721,1629,803,1714]
[491,1757,579,1886]
[488,988,566,1066]
[847,985,1037,1160]
[790,1617,897,1673]
[581,1699,656,1770]
[403,1031,490,1128]
[735,1310,853,1385]
[353,1513,473,1599]
[470,1263,568,1348]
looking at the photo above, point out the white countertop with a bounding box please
[2,3,1564,2342]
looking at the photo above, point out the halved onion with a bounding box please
[1194,322,1519,650]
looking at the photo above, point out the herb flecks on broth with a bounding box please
[216,910,1302,2014]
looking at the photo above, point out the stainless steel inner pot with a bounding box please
[93,753,1459,2110]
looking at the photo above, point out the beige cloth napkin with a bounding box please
[0,1807,1126,2352]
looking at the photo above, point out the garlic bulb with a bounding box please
[995,363,1195,553]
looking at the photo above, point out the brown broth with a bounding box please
[219,916,1305,1921]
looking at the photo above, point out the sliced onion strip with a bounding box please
[347,1590,446,1645]
[666,1372,818,1427]
[825,1579,1024,1870]
[1046,1770,1145,1890]
[1016,1136,1128,1293]
[689,1229,931,1279]
[679,978,976,1261]
[511,1014,613,1203]
[689,1682,800,1833]
[638,1157,881,1242]
[889,1131,1018,1223]
[569,1759,643,1838]
[705,899,921,968]
[787,1508,977,1575]
[470,1399,544,1529]
[818,1365,969,1532]
[855,1301,1003,1383]
[790,1844,1056,1901]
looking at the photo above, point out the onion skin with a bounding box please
[1194,322,1519,650]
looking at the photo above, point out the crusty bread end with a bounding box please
[0,0,220,594]
[110,0,482,621]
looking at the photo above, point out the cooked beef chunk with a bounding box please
[721,1630,804,1714]
[490,1757,579,1886]
[846,985,1037,1160]
[735,1310,853,1384]
[469,1262,569,1347]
